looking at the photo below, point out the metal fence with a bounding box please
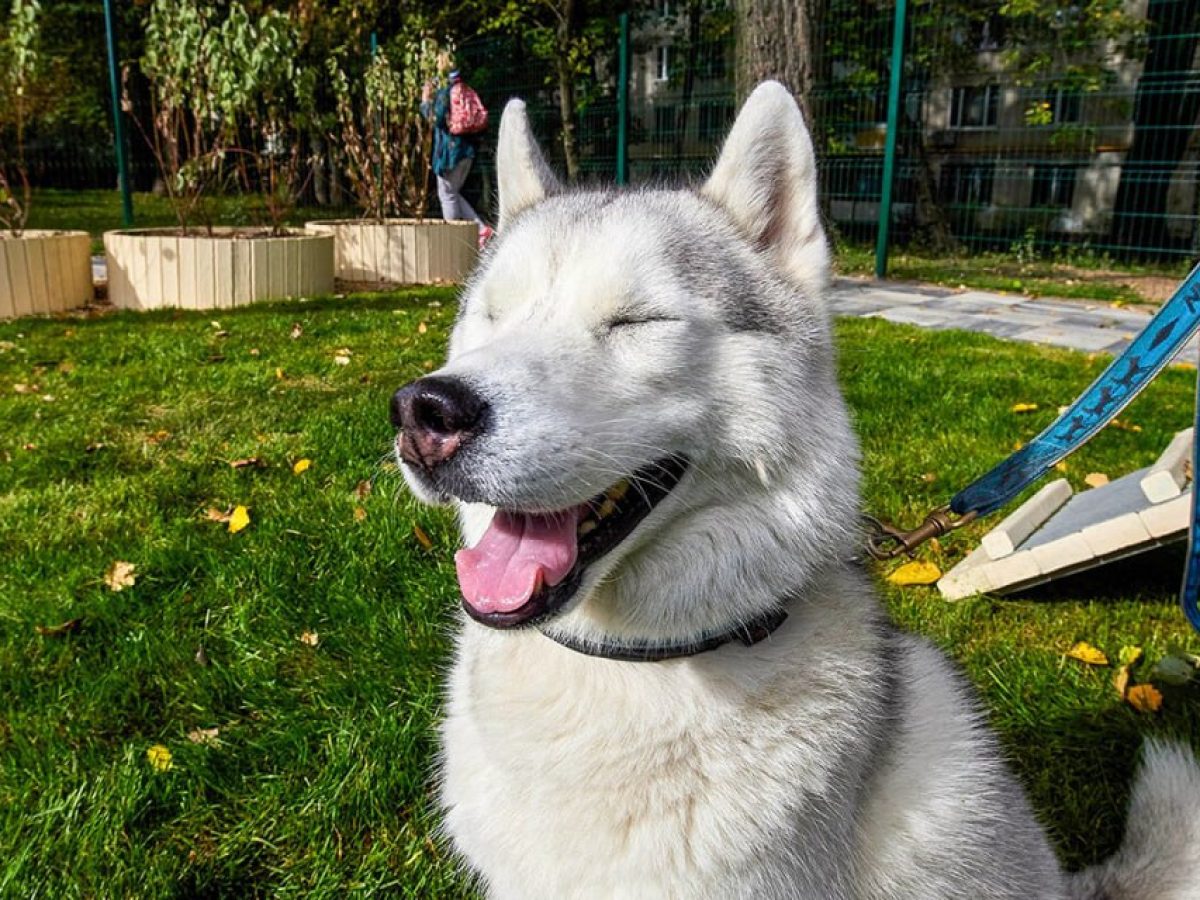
[15,2,1200,269]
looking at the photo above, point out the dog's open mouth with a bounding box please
[454,456,689,628]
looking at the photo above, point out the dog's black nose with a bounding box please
[391,376,488,471]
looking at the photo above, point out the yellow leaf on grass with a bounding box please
[228,505,250,534]
[147,744,173,772]
[1066,641,1109,666]
[413,524,434,551]
[1055,461,1070,474]
[104,560,137,592]
[1114,666,1131,698]
[354,506,367,522]
[1085,472,1110,488]
[887,561,942,586]
[1118,645,1143,668]
[298,630,319,647]
[1126,683,1162,713]
[1011,402,1039,414]
[292,458,312,475]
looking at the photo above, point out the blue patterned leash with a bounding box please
[865,262,1200,633]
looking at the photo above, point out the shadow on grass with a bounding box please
[1013,544,1188,605]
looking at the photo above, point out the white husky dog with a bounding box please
[392,82,1200,899]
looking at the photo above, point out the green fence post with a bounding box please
[103,0,133,227]
[874,0,907,280]
[616,12,630,185]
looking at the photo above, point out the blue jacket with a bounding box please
[423,85,476,177]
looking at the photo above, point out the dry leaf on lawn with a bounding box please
[205,507,232,523]
[228,505,250,534]
[1085,472,1110,488]
[887,561,942,586]
[413,524,434,551]
[354,506,367,522]
[1066,641,1109,666]
[1010,402,1038,414]
[35,618,82,638]
[187,727,219,746]
[1126,683,1162,713]
[1118,645,1143,668]
[1110,419,1142,433]
[298,630,319,647]
[418,321,428,334]
[104,560,137,592]
[1113,666,1131,699]
[147,744,173,772]
[292,458,312,475]
[145,430,171,445]
[354,480,372,500]
[333,354,351,366]
[229,457,264,469]
[290,322,303,339]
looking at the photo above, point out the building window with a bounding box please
[656,45,670,82]
[1034,89,1081,125]
[1031,164,1077,208]
[655,104,677,138]
[940,162,995,206]
[950,85,999,129]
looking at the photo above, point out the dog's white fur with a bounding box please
[402,83,1200,899]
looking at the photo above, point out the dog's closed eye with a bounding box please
[605,313,680,331]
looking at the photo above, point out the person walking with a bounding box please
[422,54,494,248]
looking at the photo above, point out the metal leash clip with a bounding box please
[863,505,977,561]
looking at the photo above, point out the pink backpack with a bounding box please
[448,82,489,135]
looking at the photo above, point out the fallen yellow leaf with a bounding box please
[1126,683,1162,713]
[887,560,942,586]
[1114,666,1131,698]
[147,744,173,772]
[1055,461,1069,474]
[276,367,284,380]
[299,630,319,647]
[1084,472,1109,488]
[104,560,137,592]
[1118,645,1143,668]
[418,321,428,334]
[1066,641,1109,666]
[413,524,434,551]
[292,458,312,475]
[354,506,367,522]
[228,505,250,534]
[1011,402,1038,414]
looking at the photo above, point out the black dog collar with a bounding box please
[539,607,789,662]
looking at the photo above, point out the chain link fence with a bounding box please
[15,2,1200,267]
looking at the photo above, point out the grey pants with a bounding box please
[436,158,481,223]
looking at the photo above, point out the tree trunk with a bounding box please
[556,0,581,181]
[674,2,703,164]
[1109,0,1200,256]
[733,0,826,126]
[311,133,329,206]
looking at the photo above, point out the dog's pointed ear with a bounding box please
[497,99,559,229]
[701,81,829,297]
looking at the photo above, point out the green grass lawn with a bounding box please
[25,189,358,255]
[1,292,1198,894]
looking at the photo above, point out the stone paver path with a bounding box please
[827,277,1182,357]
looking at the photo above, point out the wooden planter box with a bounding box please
[0,230,92,319]
[104,228,335,311]
[305,219,477,285]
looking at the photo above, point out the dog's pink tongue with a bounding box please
[455,509,580,614]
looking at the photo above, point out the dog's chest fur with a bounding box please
[443,574,887,898]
